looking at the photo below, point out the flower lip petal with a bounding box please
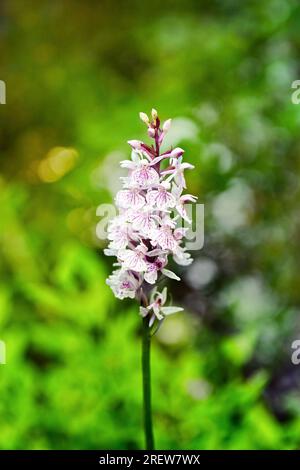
[116,189,145,209]
[130,165,159,187]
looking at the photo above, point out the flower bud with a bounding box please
[162,119,172,133]
[147,127,156,138]
[151,108,158,120]
[139,112,150,125]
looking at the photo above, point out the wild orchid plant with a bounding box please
[103,109,196,449]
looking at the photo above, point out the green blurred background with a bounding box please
[1,0,300,450]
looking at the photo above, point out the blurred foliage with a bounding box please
[1,0,300,450]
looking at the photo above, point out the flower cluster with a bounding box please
[104,109,196,325]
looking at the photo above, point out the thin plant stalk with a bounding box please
[142,316,155,450]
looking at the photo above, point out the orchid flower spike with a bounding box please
[103,109,197,327]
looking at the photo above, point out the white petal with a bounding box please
[173,249,193,266]
[120,160,137,169]
[130,166,159,187]
[119,250,147,272]
[153,307,163,321]
[108,237,128,250]
[146,190,158,207]
[131,212,156,233]
[154,228,177,251]
[139,307,148,317]
[127,141,142,151]
[181,162,194,170]
[156,191,176,210]
[144,268,158,284]
[160,306,184,315]
[104,248,117,256]
[161,287,168,304]
[161,268,180,281]
[149,313,156,327]
[116,190,145,209]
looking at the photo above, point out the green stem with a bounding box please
[142,316,155,450]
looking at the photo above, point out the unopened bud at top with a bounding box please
[139,112,150,125]
[163,119,172,133]
[151,108,158,120]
